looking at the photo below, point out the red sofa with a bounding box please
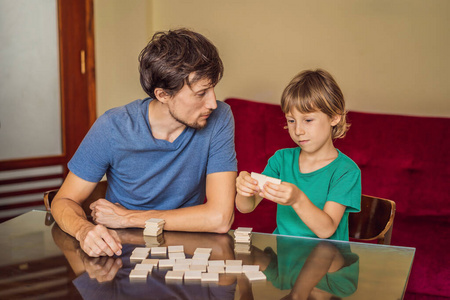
[226,98,450,299]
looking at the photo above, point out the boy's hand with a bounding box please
[236,171,260,197]
[260,182,304,207]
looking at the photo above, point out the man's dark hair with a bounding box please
[139,28,224,98]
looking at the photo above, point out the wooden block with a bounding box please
[151,246,167,255]
[192,253,210,260]
[207,266,225,273]
[168,245,184,253]
[134,264,154,273]
[242,265,259,273]
[226,260,242,266]
[194,248,212,254]
[169,252,186,260]
[226,265,243,273]
[201,272,219,282]
[208,260,225,267]
[250,172,281,190]
[191,258,208,266]
[245,271,266,281]
[184,270,202,280]
[129,269,148,279]
[158,259,175,268]
[173,264,190,271]
[142,258,159,265]
[165,270,184,280]
[189,264,207,272]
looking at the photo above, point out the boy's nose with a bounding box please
[295,124,305,136]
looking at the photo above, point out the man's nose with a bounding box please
[205,90,217,110]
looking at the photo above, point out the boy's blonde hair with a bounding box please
[281,69,349,139]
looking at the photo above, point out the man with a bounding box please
[51,29,237,257]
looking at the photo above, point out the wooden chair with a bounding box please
[349,195,396,245]
[43,181,108,215]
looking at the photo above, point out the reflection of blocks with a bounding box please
[144,218,165,236]
[144,234,164,247]
[234,242,251,253]
[251,172,281,190]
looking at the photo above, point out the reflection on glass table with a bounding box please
[0,211,414,299]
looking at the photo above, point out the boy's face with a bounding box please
[285,108,340,155]
[166,73,217,129]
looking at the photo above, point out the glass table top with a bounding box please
[0,210,415,299]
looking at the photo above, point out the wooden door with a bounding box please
[0,0,96,222]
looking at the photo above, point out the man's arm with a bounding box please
[91,171,237,233]
[51,172,122,257]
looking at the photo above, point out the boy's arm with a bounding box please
[235,171,264,213]
[91,171,237,234]
[261,182,346,239]
[51,172,123,257]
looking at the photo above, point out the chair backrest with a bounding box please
[349,195,396,245]
[43,181,108,215]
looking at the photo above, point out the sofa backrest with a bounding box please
[226,98,450,221]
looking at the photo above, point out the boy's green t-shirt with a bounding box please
[262,147,361,241]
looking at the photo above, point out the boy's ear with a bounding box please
[154,88,171,103]
[331,114,341,126]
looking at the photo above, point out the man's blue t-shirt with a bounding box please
[68,98,237,210]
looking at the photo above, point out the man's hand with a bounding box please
[90,198,130,228]
[78,249,123,283]
[76,223,122,257]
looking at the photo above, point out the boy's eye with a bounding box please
[287,119,295,124]
[305,119,313,123]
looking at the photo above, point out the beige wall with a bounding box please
[94,0,149,115]
[95,0,450,117]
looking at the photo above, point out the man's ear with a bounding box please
[154,88,171,103]
[331,114,342,126]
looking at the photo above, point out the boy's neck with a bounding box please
[298,147,339,173]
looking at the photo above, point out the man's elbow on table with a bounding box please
[208,210,234,234]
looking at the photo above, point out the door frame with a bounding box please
[0,0,96,175]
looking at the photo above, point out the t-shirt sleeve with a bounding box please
[262,151,282,179]
[68,114,112,182]
[206,104,237,174]
[328,170,361,213]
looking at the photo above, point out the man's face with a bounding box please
[167,74,217,130]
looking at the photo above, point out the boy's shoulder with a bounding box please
[336,149,360,172]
